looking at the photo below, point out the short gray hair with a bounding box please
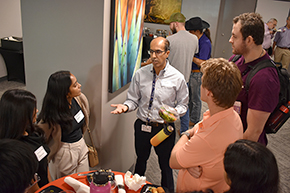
[267,18,277,23]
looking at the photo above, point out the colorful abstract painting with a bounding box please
[109,0,146,93]
[144,0,182,24]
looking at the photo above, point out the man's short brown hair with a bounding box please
[233,12,264,45]
[201,58,242,108]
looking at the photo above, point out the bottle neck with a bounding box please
[163,125,174,135]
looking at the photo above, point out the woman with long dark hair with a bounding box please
[224,139,279,193]
[38,70,90,180]
[0,89,50,190]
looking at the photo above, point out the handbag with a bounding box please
[87,127,99,167]
[76,95,99,167]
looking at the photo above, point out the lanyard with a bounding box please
[146,69,157,122]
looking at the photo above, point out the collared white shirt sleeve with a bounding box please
[124,71,141,112]
[174,77,189,117]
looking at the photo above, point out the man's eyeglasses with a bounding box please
[148,49,166,56]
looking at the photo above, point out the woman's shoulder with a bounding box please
[20,132,50,154]
[75,92,90,112]
[37,121,62,141]
[75,93,88,105]
[79,92,88,99]
[37,120,51,131]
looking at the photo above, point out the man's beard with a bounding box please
[171,26,177,34]
[233,41,247,55]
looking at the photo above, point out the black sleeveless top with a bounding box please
[61,98,85,143]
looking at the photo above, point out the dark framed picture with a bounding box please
[144,0,182,24]
[109,0,146,93]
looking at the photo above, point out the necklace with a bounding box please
[259,49,264,58]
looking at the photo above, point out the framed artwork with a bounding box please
[144,0,182,24]
[109,0,146,93]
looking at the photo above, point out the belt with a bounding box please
[192,69,200,73]
[278,46,290,50]
[139,119,163,127]
[147,122,163,127]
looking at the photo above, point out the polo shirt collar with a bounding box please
[202,107,234,129]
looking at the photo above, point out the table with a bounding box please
[35,171,148,193]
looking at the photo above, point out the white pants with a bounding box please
[49,137,89,180]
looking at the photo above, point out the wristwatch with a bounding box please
[180,132,190,139]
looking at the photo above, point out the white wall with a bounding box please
[0,0,23,78]
[256,0,290,28]
[100,0,137,170]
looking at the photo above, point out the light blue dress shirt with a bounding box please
[274,26,290,48]
[124,60,189,123]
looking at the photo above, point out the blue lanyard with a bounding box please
[146,69,157,122]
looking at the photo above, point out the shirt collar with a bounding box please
[202,107,234,129]
[150,59,169,75]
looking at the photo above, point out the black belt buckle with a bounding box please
[149,122,160,127]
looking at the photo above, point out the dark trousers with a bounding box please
[134,119,175,192]
[266,46,273,56]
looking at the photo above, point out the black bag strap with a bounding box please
[244,59,276,92]
[231,54,242,63]
[274,63,290,105]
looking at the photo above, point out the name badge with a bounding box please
[233,101,242,115]
[34,146,48,161]
[74,110,84,123]
[141,124,152,133]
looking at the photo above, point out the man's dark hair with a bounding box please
[233,12,264,45]
[0,139,38,193]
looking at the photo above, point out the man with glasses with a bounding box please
[262,18,277,55]
[111,37,188,192]
[165,12,199,134]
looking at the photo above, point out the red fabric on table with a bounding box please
[35,171,149,193]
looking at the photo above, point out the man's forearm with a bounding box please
[192,57,205,67]
[273,41,276,50]
[244,109,270,142]
[243,127,262,142]
[170,134,189,169]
